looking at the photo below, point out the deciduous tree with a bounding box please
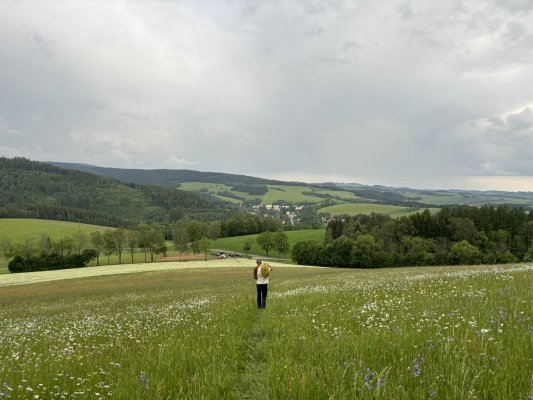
[256,231,274,256]
[273,231,290,256]
[198,237,211,261]
[90,231,104,266]
[113,228,127,264]
[103,230,116,264]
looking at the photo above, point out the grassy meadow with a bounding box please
[0,261,531,399]
[0,219,113,274]
[319,203,440,217]
[213,229,326,258]
[0,218,110,244]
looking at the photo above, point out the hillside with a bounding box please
[0,218,108,244]
[0,157,230,226]
[1,262,531,399]
[49,162,304,187]
[332,183,533,207]
[49,162,533,209]
[317,203,440,217]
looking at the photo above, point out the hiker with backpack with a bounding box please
[253,259,272,309]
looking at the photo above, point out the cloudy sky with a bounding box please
[1,0,533,190]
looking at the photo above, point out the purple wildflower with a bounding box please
[412,354,423,378]
[364,368,376,390]
[139,372,146,384]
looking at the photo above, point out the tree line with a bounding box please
[292,206,533,267]
[2,224,169,272]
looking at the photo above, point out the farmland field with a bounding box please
[213,229,326,258]
[178,182,254,203]
[0,219,112,273]
[0,218,110,244]
[262,185,329,204]
[402,191,531,206]
[0,261,531,399]
[319,203,440,217]
[177,182,353,205]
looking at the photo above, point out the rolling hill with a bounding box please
[317,203,440,217]
[49,161,533,209]
[0,218,109,244]
[49,162,303,187]
[0,157,230,226]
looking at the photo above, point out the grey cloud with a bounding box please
[31,31,54,58]
[492,0,533,13]
[395,0,415,19]
[1,0,532,189]
[460,107,533,175]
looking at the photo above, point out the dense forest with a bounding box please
[292,206,533,267]
[0,157,231,226]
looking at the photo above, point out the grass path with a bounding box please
[234,311,272,400]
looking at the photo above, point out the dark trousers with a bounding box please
[256,284,268,309]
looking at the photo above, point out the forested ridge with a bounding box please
[0,157,231,226]
[49,162,304,188]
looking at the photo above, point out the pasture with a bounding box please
[401,191,530,206]
[319,203,440,217]
[0,218,109,244]
[0,261,531,399]
[0,219,112,274]
[213,229,326,258]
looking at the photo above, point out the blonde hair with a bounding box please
[261,262,270,278]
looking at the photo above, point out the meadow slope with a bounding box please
[0,262,531,399]
[0,218,110,243]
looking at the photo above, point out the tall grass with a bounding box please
[0,263,531,399]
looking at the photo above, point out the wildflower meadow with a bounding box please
[0,261,531,399]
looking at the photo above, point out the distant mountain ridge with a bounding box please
[47,161,533,208]
[49,162,306,187]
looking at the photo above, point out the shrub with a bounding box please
[8,249,97,273]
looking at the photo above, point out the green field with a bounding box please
[178,182,354,205]
[0,219,111,274]
[0,262,531,399]
[0,218,110,244]
[213,229,326,258]
[402,191,531,206]
[178,182,253,203]
[319,203,440,217]
[313,188,362,201]
[262,185,327,204]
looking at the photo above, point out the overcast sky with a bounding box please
[1,1,533,190]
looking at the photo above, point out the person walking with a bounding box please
[253,259,272,309]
